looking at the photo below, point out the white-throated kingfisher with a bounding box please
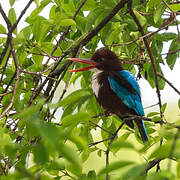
[68,48,148,143]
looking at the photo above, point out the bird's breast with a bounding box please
[91,71,134,116]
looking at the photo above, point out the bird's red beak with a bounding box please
[67,58,97,72]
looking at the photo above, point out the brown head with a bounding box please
[67,48,124,72]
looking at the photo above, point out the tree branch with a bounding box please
[0,37,20,119]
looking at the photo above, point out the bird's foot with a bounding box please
[104,111,113,117]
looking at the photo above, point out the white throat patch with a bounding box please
[91,69,103,97]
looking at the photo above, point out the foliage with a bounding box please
[0,0,180,179]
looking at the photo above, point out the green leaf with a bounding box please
[149,143,171,159]
[81,149,90,162]
[8,8,16,24]
[59,89,91,108]
[101,0,116,9]
[97,150,102,157]
[122,163,147,179]
[32,16,48,41]
[0,24,6,34]
[85,8,103,32]
[27,0,52,21]
[8,8,16,33]
[98,161,134,175]
[46,159,65,171]
[161,103,167,113]
[61,112,90,128]
[177,162,180,178]
[152,116,162,122]
[167,38,180,69]
[88,170,96,179]
[134,10,147,26]
[170,4,180,12]
[68,134,87,150]
[81,0,97,11]
[147,112,159,117]
[32,48,43,66]
[111,137,134,153]
[60,0,75,16]
[156,32,177,42]
[60,19,76,27]
[147,0,161,9]
[147,170,175,180]
[100,22,112,44]
[9,0,16,6]
[124,18,138,32]
[33,142,49,164]
[101,119,116,147]
[154,2,166,24]
[60,144,82,175]
[178,99,180,110]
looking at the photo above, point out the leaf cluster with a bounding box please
[0,0,180,179]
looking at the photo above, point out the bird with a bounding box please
[67,48,148,143]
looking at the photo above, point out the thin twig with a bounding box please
[0,91,13,97]
[145,158,163,173]
[0,3,11,29]
[108,20,175,47]
[105,122,125,180]
[157,72,180,96]
[0,0,34,65]
[0,37,20,119]
[89,120,114,136]
[88,137,113,147]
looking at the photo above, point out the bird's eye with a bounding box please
[94,57,103,62]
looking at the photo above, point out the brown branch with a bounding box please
[162,0,175,12]
[169,1,180,4]
[0,50,11,86]
[0,37,19,119]
[43,0,88,69]
[0,72,16,102]
[106,122,125,180]
[0,91,13,97]
[20,69,57,81]
[145,158,163,173]
[157,72,180,96]
[108,19,175,47]
[33,0,89,101]
[0,0,34,65]
[32,0,128,102]
[75,0,128,50]
[0,3,11,30]
[10,0,34,33]
[49,47,83,121]
[88,137,113,147]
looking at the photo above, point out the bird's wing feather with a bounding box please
[108,70,144,116]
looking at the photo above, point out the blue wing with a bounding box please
[108,70,144,116]
[108,70,148,142]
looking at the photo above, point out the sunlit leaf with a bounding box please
[134,10,147,26]
[98,161,134,175]
[33,142,49,164]
[122,163,147,179]
[177,162,180,178]
[147,112,159,117]
[0,24,6,34]
[9,0,16,6]
[154,2,166,24]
